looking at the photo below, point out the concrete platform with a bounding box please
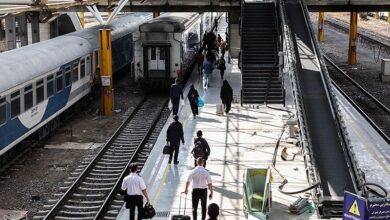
[116,58,320,220]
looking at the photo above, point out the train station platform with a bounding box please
[116,58,320,219]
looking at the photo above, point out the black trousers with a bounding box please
[192,188,208,220]
[198,63,202,76]
[172,97,180,115]
[190,101,199,116]
[220,70,225,79]
[127,195,143,220]
[169,144,180,163]
[224,101,232,113]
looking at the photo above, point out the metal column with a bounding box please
[318,12,324,43]
[31,12,40,44]
[99,29,113,116]
[348,12,357,65]
[5,16,16,50]
[0,19,4,41]
[79,12,85,29]
[228,11,240,59]
[19,14,28,46]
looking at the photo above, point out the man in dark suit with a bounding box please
[170,78,183,115]
[166,115,185,164]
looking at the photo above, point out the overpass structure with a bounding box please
[0,0,386,218]
[0,0,389,14]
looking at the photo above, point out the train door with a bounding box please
[148,47,166,78]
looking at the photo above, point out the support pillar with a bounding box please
[228,11,240,59]
[5,16,16,50]
[0,18,4,41]
[348,12,357,65]
[79,12,85,29]
[31,12,40,44]
[99,29,113,116]
[153,12,160,18]
[318,12,324,43]
[19,14,28,46]
[388,12,390,23]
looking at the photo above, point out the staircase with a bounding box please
[241,2,284,104]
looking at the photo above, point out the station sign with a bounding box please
[343,191,390,220]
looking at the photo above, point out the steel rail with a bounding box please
[95,97,169,219]
[325,55,390,114]
[325,58,390,144]
[42,96,148,220]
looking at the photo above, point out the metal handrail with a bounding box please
[299,0,365,192]
[277,0,321,190]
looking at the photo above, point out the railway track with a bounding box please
[33,96,169,220]
[324,56,390,143]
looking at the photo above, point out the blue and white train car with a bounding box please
[0,13,151,156]
[133,13,214,89]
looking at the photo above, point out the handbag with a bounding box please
[141,202,156,219]
[180,99,185,106]
[197,96,204,107]
[168,100,173,110]
[163,142,171,155]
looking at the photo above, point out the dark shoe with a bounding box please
[174,161,179,165]
[168,160,171,164]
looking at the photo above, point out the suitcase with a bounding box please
[216,103,224,115]
[171,193,191,220]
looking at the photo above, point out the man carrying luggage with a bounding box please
[184,158,213,220]
[121,163,150,220]
[166,115,185,164]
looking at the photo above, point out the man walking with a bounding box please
[192,130,210,167]
[121,163,150,220]
[166,115,184,164]
[184,158,213,220]
[202,59,214,89]
[196,50,204,76]
[170,78,183,115]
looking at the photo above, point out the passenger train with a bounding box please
[133,12,216,89]
[0,13,151,156]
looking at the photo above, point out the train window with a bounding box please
[56,71,63,92]
[47,75,54,98]
[73,63,79,82]
[11,91,20,118]
[80,59,85,79]
[86,56,91,76]
[0,97,6,125]
[160,48,165,60]
[65,66,71,87]
[24,85,33,111]
[151,47,156,60]
[36,79,44,104]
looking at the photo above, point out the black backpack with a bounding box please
[192,141,205,159]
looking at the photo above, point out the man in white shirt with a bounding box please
[121,163,150,220]
[184,158,213,220]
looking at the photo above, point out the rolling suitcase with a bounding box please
[171,193,190,220]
